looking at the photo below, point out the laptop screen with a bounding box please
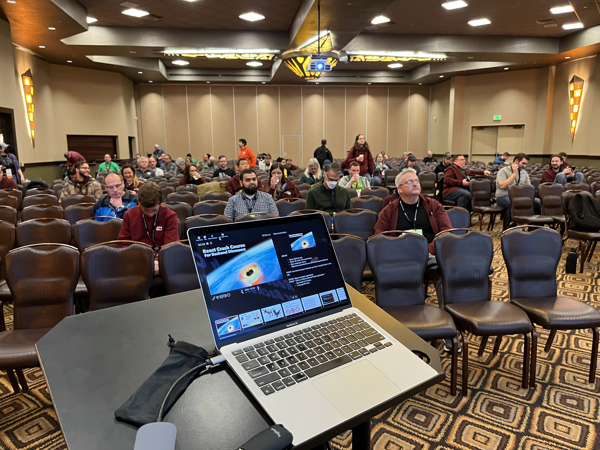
[188,214,352,348]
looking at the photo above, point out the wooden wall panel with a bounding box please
[234,86,259,154]
[388,87,410,156]
[408,86,430,157]
[280,86,302,160]
[211,86,236,161]
[187,85,213,159]
[257,86,280,159]
[366,86,388,156]
[323,87,346,159]
[163,85,189,159]
[302,86,324,168]
[138,84,165,156]
[345,87,367,156]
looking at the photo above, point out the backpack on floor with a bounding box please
[568,193,600,232]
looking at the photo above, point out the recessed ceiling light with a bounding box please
[504,67,509,70]
[468,18,491,26]
[130,50,137,54]
[562,22,583,30]
[206,81,210,84]
[550,5,574,14]
[467,56,474,59]
[48,27,56,30]
[246,61,263,67]
[39,45,45,48]
[6,1,16,3]
[262,82,266,84]
[442,1,468,10]
[239,12,265,21]
[565,56,571,59]
[172,60,189,65]
[122,8,150,18]
[138,71,143,74]
[388,63,403,68]
[86,17,97,24]
[439,75,444,78]
[316,82,319,84]
[368,82,372,85]
[67,60,72,63]
[149,81,153,83]
[419,83,422,85]
[371,15,390,25]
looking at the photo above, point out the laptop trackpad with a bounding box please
[312,360,399,419]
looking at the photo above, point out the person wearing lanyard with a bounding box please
[0,144,24,185]
[267,163,301,200]
[306,165,352,216]
[495,153,540,226]
[224,169,279,221]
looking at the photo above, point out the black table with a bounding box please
[36,287,443,450]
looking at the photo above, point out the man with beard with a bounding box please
[541,154,585,185]
[59,161,103,205]
[224,169,279,221]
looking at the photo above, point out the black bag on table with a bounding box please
[568,193,600,232]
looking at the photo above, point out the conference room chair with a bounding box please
[507,184,553,228]
[201,192,231,202]
[418,172,437,197]
[192,200,227,216]
[351,196,383,214]
[288,209,333,231]
[435,230,536,393]
[166,192,199,208]
[183,214,232,235]
[596,191,600,203]
[345,188,358,199]
[561,190,599,273]
[275,198,306,216]
[300,190,308,200]
[469,179,505,231]
[81,241,154,311]
[163,201,193,238]
[360,186,389,200]
[385,169,399,189]
[530,178,541,198]
[0,189,22,209]
[22,194,59,209]
[21,205,64,221]
[0,205,17,225]
[158,180,169,187]
[24,188,54,197]
[0,243,79,392]
[501,226,600,384]
[0,195,18,210]
[297,183,311,192]
[0,221,16,320]
[61,195,96,209]
[235,213,278,222]
[565,182,590,192]
[159,241,201,295]
[443,206,470,234]
[590,181,600,195]
[330,234,366,293]
[16,218,72,247]
[538,183,566,235]
[64,203,95,225]
[52,184,64,198]
[72,218,123,252]
[176,185,199,194]
[161,186,175,199]
[332,209,378,242]
[367,231,460,395]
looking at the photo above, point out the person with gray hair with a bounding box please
[300,158,323,185]
[175,157,186,175]
[136,156,155,179]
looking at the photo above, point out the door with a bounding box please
[281,136,302,166]
[470,127,498,161]
[497,126,524,156]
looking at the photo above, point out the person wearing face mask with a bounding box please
[267,163,301,200]
[179,164,205,186]
[306,165,352,216]
[224,169,279,221]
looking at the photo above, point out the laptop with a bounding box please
[187,213,439,446]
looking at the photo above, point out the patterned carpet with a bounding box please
[0,222,599,450]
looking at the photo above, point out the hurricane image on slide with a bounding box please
[206,239,283,295]
[291,232,316,251]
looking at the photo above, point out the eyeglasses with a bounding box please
[80,166,90,170]
[106,183,123,190]
[400,179,420,186]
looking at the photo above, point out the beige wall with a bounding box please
[429,81,450,155]
[136,85,431,167]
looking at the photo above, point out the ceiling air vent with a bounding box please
[536,18,557,28]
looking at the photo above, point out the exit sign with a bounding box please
[493,115,502,121]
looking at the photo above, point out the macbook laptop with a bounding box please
[187,213,439,446]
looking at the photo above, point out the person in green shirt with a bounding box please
[299,158,323,185]
[98,154,120,173]
[338,161,371,191]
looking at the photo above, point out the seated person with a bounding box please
[0,165,18,190]
[541,154,585,185]
[98,154,120,173]
[59,161,103,205]
[122,164,143,193]
[267,163,301,200]
[285,158,299,172]
[148,157,164,177]
[443,154,490,211]
[372,152,393,186]
[259,153,274,172]
[423,151,437,164]
[339,161,371,190]
[299,158,323,185]
[493,152,510,165]
[306,165,352,215]
[179,163,205,186]
[224,169,279,221]
[161,154,177,174]
[434,152,453,176]
[135,157,155,179]
[92,172,138,221]
[175,157,186,175]
[559,151,572,168]
[398,154,422,174]
[213,155,236,180]
[495,153,541,225]
[226,158,264,195]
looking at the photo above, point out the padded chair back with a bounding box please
[61,195,96,209]
[159,241,201,295]
[6,244,78,329]
[16,218,72,247]
[0,205,17,225]
[21,205,64,221]
[538,183,565,216]
[385,169,399,188]
[561,190,594,218]
[0,190,21,209]
[565,182,590,192]
[345,188,358,199]
[72,218,123,251]
[275,198,306,216]
[81,242,155,310]
[161,186,175,198]
[444,206,470,233]
[166,192,199,207]
[530,178,541,197]
[508,184,535,216]
[64,203,94,225]
[25,188,54,197]
[0,221,15,277]
[590,181,600,195]
[193,200,227,216]
[22,194,59,209]
[176,185,199,193]
[351,196,383,214]
[202,192,231,202]
[418,172,437,197]
[367,232,429,307]
[184,214,232,235]
[288,209,333,231]
[235,213,278,222]
[435,231,493,305]
[297,183,311,192]
[163,201,193,237]
[0,195,18,210]
[332,209,378,241]
[360,187,389,200]
[331,234,366,292]
[501,227,561,298]
[470,179,492,207]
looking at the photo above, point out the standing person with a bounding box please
[306,165,352,216]
[495,153,541,225]
[442,155,490,211]
[237,138,256,168]
[423,151,437,164]
[136,157,155,179]
[224,169,279,221]
[122,164,143,193]
[0,143,24,184]
[98,154,120,173]
[153,144,165,160]
[299,158,323,185]
[148,157,164,177]
[92,172,138,221]
[259,153,274,172]
[59,161,103,204]
[314,139,333,169]
[267,163,301,200]
[64,150,86,171]
[341,134,374,181]
[161,154,177,174]
[339,161,371,191]
[372,152,393,186]
[179,164,205,186]
[541,155,585,185]
[226,158,264,195]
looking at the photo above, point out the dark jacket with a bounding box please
[342,148,374,176]
[305,183,352,216]
[374,194,452,254]
[442,164,485,198]
[434,162,451,176]
[314,146,333,168]
[213,167,236,179]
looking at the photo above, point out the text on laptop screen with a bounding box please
[188,215,351,347]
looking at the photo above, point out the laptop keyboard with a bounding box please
[232,313,393,396]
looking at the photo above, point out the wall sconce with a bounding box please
[569,75,584,141]
[21,69,35,147]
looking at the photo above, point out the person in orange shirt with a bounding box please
[237,138,256,168]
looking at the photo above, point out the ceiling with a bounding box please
[3,0,600,85]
